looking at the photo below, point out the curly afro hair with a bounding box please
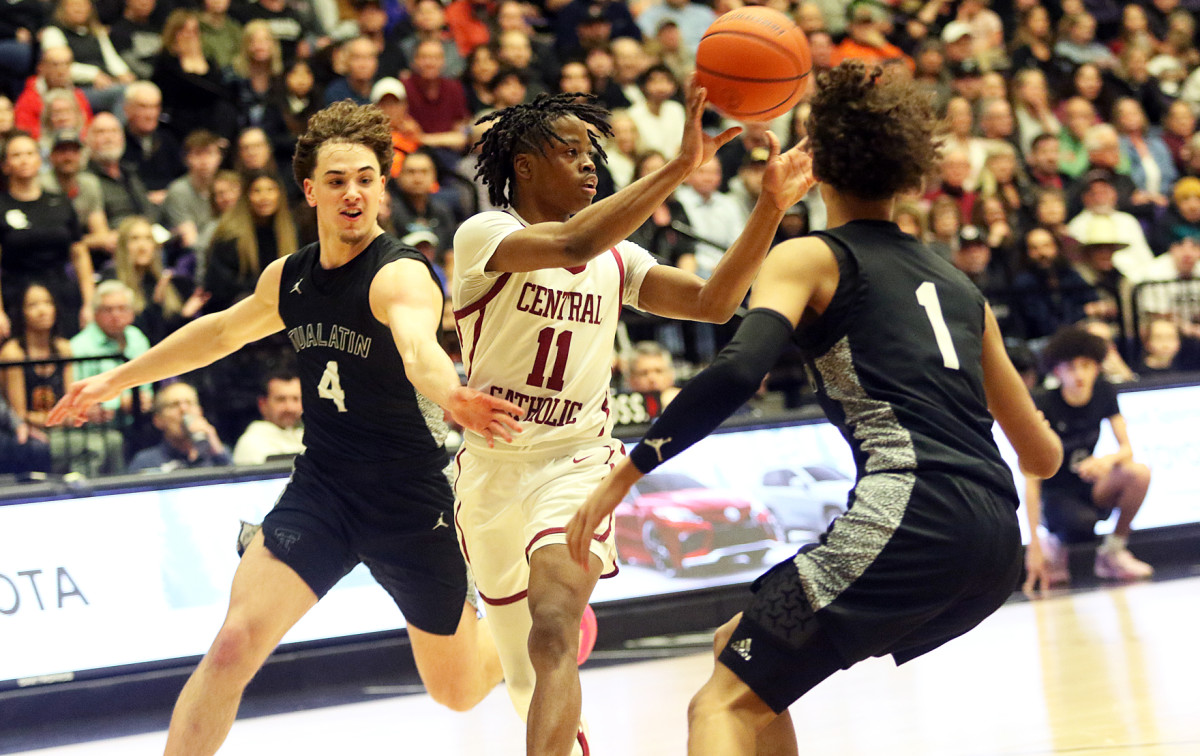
[1041,326,1109,371]
[806,60,941,201]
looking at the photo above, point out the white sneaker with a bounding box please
[1094,547,1154,580]
[1042,533,1071,586]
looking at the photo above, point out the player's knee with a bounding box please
[527,604,576,668]
[1128,462,1152,487]
[207,620,258,675]
[426,677,480,712]
[688,682,728,729]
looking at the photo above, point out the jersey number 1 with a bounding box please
[526,327,572,391]
[318,360,348,412]
[916,282,961,370]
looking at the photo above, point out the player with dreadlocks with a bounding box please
[451,81,814,755]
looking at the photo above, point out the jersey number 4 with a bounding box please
[526,327,573,391]
[317,360,348,412]
[916,282,961,370]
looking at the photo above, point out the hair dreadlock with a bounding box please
[473,93,613,208]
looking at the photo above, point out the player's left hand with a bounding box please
[447,386,525,447]
[761,133,817,211]
[566,458,643,568]
[677,75,742,174]
[1076,455,1115,483]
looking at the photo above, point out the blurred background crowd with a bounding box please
[2,0,1199,480]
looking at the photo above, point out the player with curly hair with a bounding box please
[49,101,523,755]
[567,60,1065,755]
[452,82,814,755]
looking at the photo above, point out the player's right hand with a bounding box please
[47,374,123,427]
[1022,540,1049,597]
[677,75,741,174]
[447,386,525,448]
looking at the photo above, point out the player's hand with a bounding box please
[566,458,642,569]
[761,134,816,211]
[676,75,741,174]
[0,310,11,341]
[1075,455,1114,483]
[47,373,124,427]
[1022,539,1050,597]
[447,386,525,448]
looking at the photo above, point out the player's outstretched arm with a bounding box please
[636,133,816,323]
[48,260,289,427]
[373,259,524,446]
[567,239,836,567]
[981,303,1063,480]
[482,78,742,274]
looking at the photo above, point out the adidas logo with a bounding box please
[730,638,752,661]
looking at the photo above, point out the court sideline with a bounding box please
[14,574,1199,756]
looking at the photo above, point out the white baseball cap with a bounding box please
[370,77,407,104]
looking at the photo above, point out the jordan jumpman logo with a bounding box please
[644,437,671,463]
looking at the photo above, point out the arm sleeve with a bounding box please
[628,307,795,474]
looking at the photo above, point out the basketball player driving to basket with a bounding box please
[48,101,522,756]
[451,78,813,756]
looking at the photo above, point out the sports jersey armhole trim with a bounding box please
[611,247,625,295]
[797,231,865,355]
[453,272,512,319]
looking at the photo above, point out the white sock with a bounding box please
[1101,533,1128,553]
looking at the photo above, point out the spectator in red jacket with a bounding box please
[13,45,92,139]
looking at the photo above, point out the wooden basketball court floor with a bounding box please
[15,574,1200,756]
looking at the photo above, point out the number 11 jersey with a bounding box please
[453,211,658,455]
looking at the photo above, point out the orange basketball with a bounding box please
[694,7,811,122]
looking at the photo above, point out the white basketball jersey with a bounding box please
[453,211,658,454]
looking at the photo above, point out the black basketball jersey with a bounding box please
[278,234,449,466]
[798,220,1016,500]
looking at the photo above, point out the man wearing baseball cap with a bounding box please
[372,76,422,178]
[41,129,107,249]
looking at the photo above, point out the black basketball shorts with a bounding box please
[261,452,467,635]
[718,473,1022,713]
[1041,478,1112,544]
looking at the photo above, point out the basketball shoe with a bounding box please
[1095,543,1154,580]
[577,604,598,665]
[1041,532,1071,586]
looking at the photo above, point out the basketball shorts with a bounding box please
[452,440,622,606]
[1041,478,1112,544]
[718,473,1022,713]
[261,451,467,635]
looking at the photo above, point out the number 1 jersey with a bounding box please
[278,235,449,466]
[453,211,658,455]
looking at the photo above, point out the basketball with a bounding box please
[694,7,811,122]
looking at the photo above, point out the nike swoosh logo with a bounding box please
[572,454,593,464]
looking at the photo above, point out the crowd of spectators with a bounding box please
[2,0,1200,481]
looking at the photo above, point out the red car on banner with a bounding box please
[613,472,783,576]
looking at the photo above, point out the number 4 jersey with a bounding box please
[453,211,658,454]
[278,235,450,466]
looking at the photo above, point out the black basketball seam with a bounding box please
[697,29,810,79]
[695,62,812,84]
